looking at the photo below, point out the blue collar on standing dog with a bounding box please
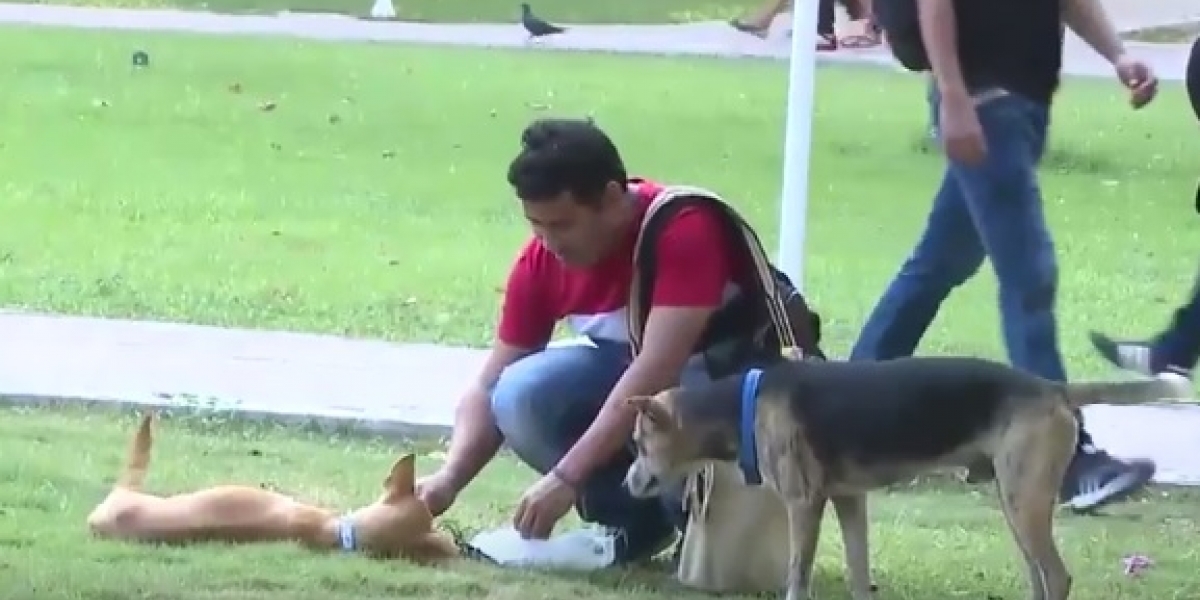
[738,368,764,486]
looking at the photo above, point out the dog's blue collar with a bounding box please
[337,518,357,551]
[738,368,763,486]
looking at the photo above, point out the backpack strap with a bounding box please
[626,185,799,357]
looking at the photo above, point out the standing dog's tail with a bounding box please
[117,413,155,490]
[1065,373,1194,408]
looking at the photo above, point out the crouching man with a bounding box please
[414,117,822,566]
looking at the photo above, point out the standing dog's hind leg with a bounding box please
[995,416,1075,600]
[832,494,874,600]
[784,495,827,600]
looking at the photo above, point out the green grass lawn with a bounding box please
[5,405,1199,600]
[8,0,764,23]
[3,26,1199,368]
[3,25,1200,600]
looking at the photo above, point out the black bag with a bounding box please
[874,0,930,72]
[627,186,826,380]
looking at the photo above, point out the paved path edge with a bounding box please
[7,391,1200,488]
[0,392,453,440]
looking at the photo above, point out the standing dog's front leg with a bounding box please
[783,495,827,600]
[832,494,874,600]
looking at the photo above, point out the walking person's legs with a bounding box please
[1091,35,1200,379]
[849,170,985,361]
[836,0,881,48]
[730,0,838,49]
[1090,267,1200,377]
[946,91,1153,511]
[730,0,790,38]
[854,89,1154,512]
[817,0,838,49]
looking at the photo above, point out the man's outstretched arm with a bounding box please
[439,342,535,491]
[439,251,553,492]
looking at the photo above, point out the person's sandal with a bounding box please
[817,32,838,51]
[729,18,770,39]
[839,21,881,48]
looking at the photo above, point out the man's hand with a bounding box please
[939,90,986,165]
[414,469,461,517]
[512,471,577,539]
[1114,55,1158,109]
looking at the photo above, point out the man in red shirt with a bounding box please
[413,118,766,564]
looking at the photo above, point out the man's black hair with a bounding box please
[506,118,628,206]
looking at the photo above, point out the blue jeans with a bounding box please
[1153,267,1200,371]
[851,90,1093,447]
[491,338,687,536]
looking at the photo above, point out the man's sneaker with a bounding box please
[1060,445,1156,513]
[606,519,678,566]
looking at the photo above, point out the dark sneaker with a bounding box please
[1060,446,1156,513]
[1089,331,1158,376]
[608,519,678,565]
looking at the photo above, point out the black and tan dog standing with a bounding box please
[623,356,1193,600]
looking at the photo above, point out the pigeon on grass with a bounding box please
[521,3,566,42]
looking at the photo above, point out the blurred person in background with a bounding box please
[730,0,880,50]
[1088,34,1200,381]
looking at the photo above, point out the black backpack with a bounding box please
[874,0,930,72]
[627,186,826,379]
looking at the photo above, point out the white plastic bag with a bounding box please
[467,526,616,571]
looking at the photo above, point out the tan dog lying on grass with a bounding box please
[87,413,459,564]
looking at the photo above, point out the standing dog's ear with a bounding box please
[383,454,416,501]
[626,395,672,427]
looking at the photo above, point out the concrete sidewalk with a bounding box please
[2,310,1199,486]
[0,3,1194,81]
[0,310,472,437]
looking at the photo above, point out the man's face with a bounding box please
[522,184,624,267]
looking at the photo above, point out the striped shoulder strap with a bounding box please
[626,185,798,356]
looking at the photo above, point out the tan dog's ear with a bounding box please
[383,454,416,500]
[626,395,672,428]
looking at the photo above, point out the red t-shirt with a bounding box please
[498,179,752,349]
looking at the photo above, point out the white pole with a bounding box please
[775,0,821,291]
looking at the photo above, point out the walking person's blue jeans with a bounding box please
[852,89,1081,437]
[490,337,686,563]
[853,91,1064,379]
[1149,270,1200,371]
[851,89,1160,512]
